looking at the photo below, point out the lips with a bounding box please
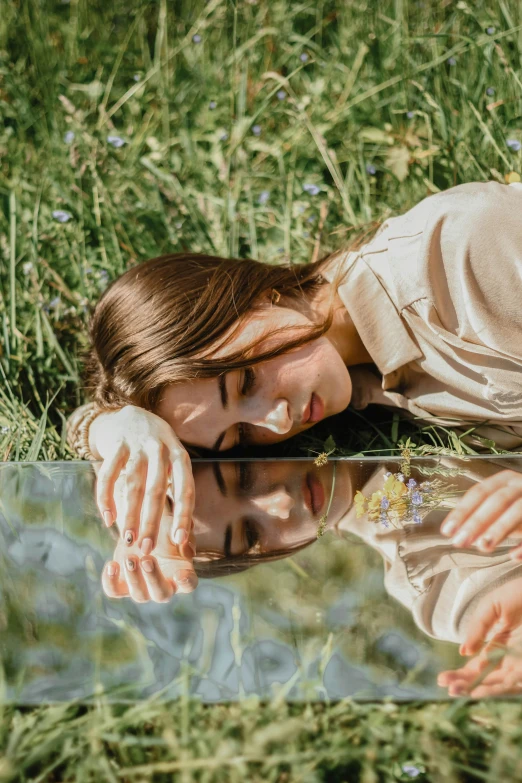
[302,392,325,425]
[302,471,325,516]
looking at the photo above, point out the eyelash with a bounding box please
[241,367,257,395]
[244,518,260,550]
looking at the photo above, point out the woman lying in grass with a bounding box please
[67,179,522,581]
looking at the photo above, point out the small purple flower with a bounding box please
[407,111,414,119]
[192,34,202,44]
[302,231,310,238]
[99,269,109,281]
[219,132,229,141]
[407,478,417,489]
[486,26,495,35]
[413,512,422,524]
[397,473,405,482]
[133,74,141,82]
[507,139,521,151]
[306,215,315,223]
[107,135,126,148]
[384,472,392,478]
[303,183,320,195]
[209,100,217,110]
[258,190,270,205]
[52,210,72,223]
[412,492,422,506]
[381,518,389,528]
[175,221,183,229]
[366,163,376,175]
[486,87,495,96]
[402,764,421,778]
[49,296,61,309]
[447,57,457,66]
[276,90,287,101]
[252,124,262,136]
[300,53,309,62]
[63,130,75,144]
[380,497,390,510]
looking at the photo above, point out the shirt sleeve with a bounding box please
[65,401,98,459]
[418,180,522,356]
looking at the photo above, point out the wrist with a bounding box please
[89,411,114,460]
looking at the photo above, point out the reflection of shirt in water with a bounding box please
[338,459,522,644]
[322,181,522,452]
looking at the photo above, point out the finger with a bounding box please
[180,524,196,561]
[469,671,522,698]
[472,498,522,552]
[95,444,129,528]
[446,487,522,548]
[167,557,199,594]
[123,556,151,603]
[140,557,176,603]
[440,471,522,538]
[168,446,195,547]
[136,444,169,555]
[121,454,148,547]
[460,601,503,656]
[101,561,129,599]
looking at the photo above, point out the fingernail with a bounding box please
[178,570,195,585]
[174,529,188,546]
[452,531,468,547]
[103,511,114,527]
[477,536,493,552]
[126,558,135,571]
[124,530,134,546]
[441,519,456,536]
[107,562,117,576]
[141,537,153,556]
[141,559,154,573]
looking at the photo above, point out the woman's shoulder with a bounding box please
[385,180,522,241]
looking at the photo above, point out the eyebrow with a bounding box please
[212,374,230,452]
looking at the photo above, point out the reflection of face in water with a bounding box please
[190,460,362,566]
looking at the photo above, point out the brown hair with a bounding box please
[81,228,381,420]
[193,536,317,579]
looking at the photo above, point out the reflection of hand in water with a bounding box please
[440,469,522,555]
[438,579,522,697]
[103,496,198,603]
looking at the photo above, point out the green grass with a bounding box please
[1,0,522,779]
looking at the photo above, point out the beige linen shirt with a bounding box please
[322,180,522,452]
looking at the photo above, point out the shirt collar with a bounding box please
[322,250,423,376]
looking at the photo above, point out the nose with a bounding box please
[251,486,295,519]
[251,399,292,435]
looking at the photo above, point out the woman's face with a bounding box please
[154,302,352,452]
[192,459,353,557]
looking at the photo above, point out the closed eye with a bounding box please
[243,517,260,551]
[241,367,257,396]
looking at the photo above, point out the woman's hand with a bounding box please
[438,579,522,697]
[440,469,522,556]
[102,522,198,603]
[91,404,195,558]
